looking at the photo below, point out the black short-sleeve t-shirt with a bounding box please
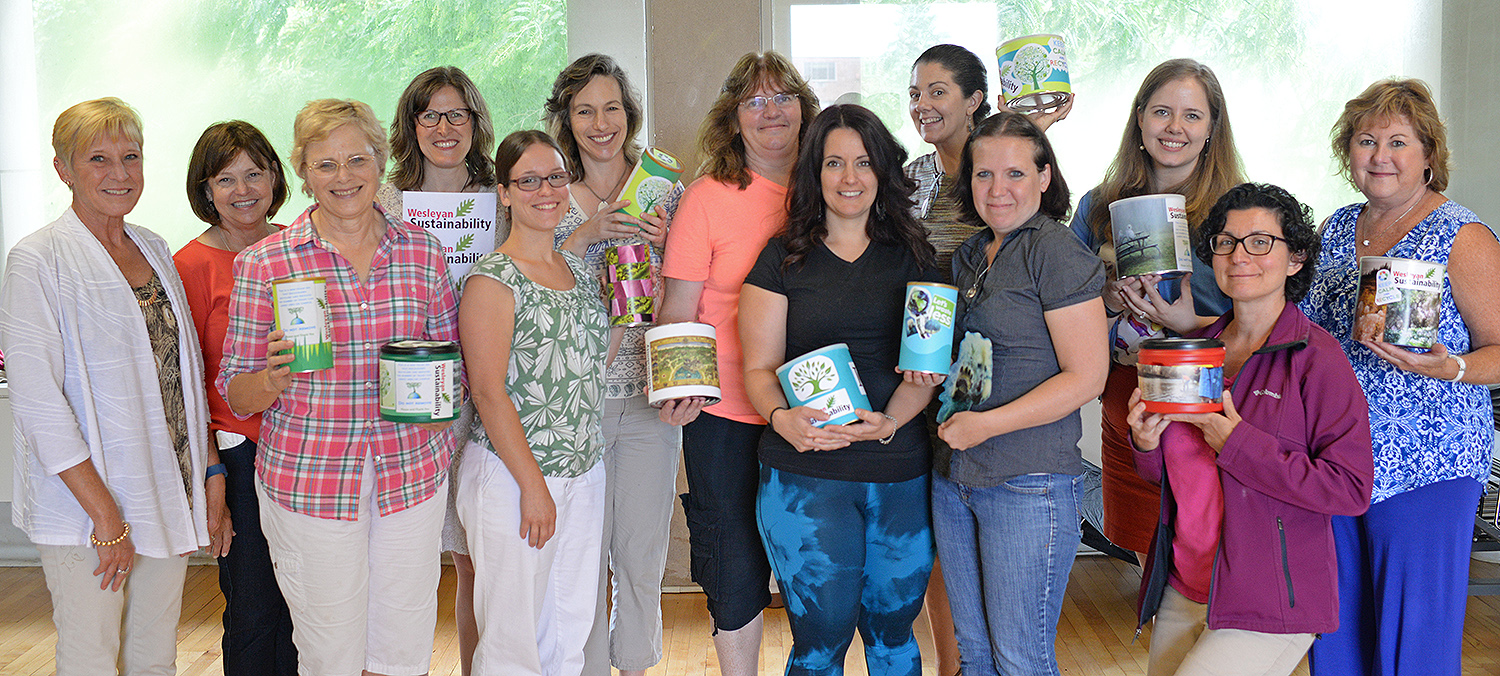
[743,236,943,483]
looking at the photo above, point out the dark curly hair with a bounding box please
[953,111,1071,227]
[1195,182,1321,302]
[911,44,991,128]
[782,104,935,271]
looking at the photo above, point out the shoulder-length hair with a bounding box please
[782,104,935,271]
[954,111,1072,227]
[387,66,497,190]
[186,121,288,225]
[1086,59,1245,243]
[698,51,819,190]
[543,54,644,183]
[1330,78,1449,192]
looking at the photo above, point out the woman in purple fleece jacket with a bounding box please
[1125,183,1374,676]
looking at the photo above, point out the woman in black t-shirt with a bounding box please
[739,104,945,674]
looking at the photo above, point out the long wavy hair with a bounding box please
[387,66,498,190]
[697,51,819,190]
[954,111,1072,227]
[1086,59,1245,244]
[781,105,935,271]
[543,53,644,183]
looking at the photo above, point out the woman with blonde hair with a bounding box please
[1067,58,1247,559]
[659,51,818,676]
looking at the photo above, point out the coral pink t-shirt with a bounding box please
[1164,415,1226,603]
[662,172,788,424]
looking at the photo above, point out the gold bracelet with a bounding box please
[90,521,130,547]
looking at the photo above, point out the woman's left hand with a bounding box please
[826,409,897,443]
[1121,272,1201,334]
[205,474,234,558]
[897,368,946,387]
[937,410,994,451]
[1025,93,1075,132]
[636,206,669,247]
[1361,340,1460,380]
[1165,389,1242,453]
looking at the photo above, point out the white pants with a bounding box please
[1149,585,1315,676]
[256,458,446,676]
[458,441,606,676]
[38,545,188,676]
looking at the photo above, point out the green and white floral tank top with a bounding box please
[465,250,607,478]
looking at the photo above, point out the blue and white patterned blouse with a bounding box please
[1300,200,1495,504]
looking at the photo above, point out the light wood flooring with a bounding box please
[2,557,1497,675]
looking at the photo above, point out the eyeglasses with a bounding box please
[512,172,571,192]
[306,155,376,178]
[416,108,472,128]
[1209,233,1287,256]
[739,92,799,112]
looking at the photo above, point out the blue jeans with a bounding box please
[757,466,933,676]
[932,472,1083,676]
[218,439,297,676]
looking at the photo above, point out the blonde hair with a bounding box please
[1331,78,1450,192]
[52,98,144,169]
[290,99,389,196]
[697,51,819,189]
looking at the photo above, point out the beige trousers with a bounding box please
[1148,585,1315,676]
[38,545,188,676]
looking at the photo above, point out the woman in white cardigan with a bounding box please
[0,97,215,676]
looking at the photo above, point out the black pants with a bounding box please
[217,439,298,676]
[680,413,772,632]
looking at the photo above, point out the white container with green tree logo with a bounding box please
[775,343,870,427]
[273,277,333,372]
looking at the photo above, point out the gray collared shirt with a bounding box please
[937,211,1105,486]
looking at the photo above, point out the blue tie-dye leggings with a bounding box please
[756,465,935,676]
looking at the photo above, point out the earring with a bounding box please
[1424,167,1433,185]
[1138,144,1146,151]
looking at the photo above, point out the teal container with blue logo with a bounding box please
[775,343,871,427]
[898,282,959,375]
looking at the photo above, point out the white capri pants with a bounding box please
[458,440,606,676]
[38,545,189,676]
[256,457,446,676]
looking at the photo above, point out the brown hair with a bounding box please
[290,99,389,197]
[185,121,288,225]
[543,54,643,183]
[1330,78,1449,192]
[954,111,1072,226]
[697,51,819,190]
[52,97,143,170]
[387,67,497,191]
[493,130,570,221]
[1086,59,1245,244]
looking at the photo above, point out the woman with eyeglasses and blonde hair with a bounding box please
[1,96,214,676]
[457,129,609,675]
[659,51,819,676]
[219,98,462,676]
[377,65,503,676]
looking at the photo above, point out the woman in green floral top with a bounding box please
[455,129,609,675]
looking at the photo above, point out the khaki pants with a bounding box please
[38,545,188,676]
[1149,585,1314,676]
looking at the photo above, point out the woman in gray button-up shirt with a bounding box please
[929,111,1108,676]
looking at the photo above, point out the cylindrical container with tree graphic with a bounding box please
[615,147,684,219]
[775,343,871,427]
[1108,193,1192,278]
[379,340,461,423]
[645,322,721,407]
[272,277,333,373]
[898,282,959,375]
[1354,256,1445,348]
[604,242,654,327]
[996,34,1072,112]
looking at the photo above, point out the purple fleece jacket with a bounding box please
[1134,302,1374,635]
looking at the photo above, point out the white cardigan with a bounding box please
[1,210,209,557]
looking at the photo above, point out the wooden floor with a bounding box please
[2,557,1498,675]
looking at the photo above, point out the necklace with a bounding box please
[965,256,995,300]
[580,168,630,208]
[1359,196,1420,248]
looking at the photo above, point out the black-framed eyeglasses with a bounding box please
[416,108,472,128]
[739,92,799,112]
[1209,233,1287,256]
[512,172,570,192]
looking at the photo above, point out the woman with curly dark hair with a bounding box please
[1127,183,1373,676]
[739,104,944,675]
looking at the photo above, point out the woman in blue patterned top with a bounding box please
[1301,78,1500,676]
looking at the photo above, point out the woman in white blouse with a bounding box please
[0,97,214,675]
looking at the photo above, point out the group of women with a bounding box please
[0,41,1493,676]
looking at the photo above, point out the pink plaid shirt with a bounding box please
[217,205,460,520]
